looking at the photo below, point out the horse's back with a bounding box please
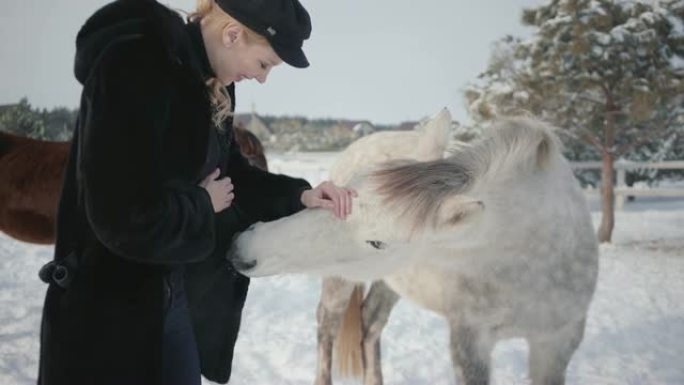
[0,132,70,220]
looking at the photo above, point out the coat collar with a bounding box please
[184,20,215,80]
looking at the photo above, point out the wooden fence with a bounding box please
[571,160,684,209]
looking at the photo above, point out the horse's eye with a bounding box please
[366,240,387,250]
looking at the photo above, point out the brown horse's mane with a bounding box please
[0,131,17,158]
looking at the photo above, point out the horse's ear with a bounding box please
[415,108,452,161]
[436,195,484,227]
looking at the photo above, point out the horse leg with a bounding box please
[448,318,495,385]
[528,318,586,385]
[314,277,357,385]
[361,280,399,385]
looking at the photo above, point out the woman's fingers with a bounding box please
[339,189,347,219]
[318,198,335,210]
[344,189,352,216]
[316,182,358,219]
[200,168,221,187]
[198,170,236,212]
[223,179,234,209]
[223,178,234,193]
[328,185,343,218]
[303,181,357,219]
[334,186,354,218]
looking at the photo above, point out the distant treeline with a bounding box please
[0,98,396,142]
[0,98,78,141]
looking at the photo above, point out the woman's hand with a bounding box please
[301,181,358,219]
[199,168,234,213]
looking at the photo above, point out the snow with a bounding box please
[665,13,684,38]
[541,15,573,31]
[513,90,530,103]
[593,31,612,46]
[670,54,684,72]
[1,153,683,385]
[490,82,514,96]
[611,25,629,43]
[639,11,659,26]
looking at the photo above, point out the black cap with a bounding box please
[215,0,311,68]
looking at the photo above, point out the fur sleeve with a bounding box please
[226,134,311,224]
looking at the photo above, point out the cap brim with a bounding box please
[271,41,309,68]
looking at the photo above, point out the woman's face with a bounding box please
[207,23,284,85]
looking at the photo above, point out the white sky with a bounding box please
[0,0,544,125]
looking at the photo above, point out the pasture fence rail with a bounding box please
[571,161,684,210]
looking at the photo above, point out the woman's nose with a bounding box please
[257,68,271,84]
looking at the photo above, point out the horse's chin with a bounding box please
[231,258,258,274]
[231,257,285,278]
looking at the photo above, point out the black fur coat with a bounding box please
[37,1,310,384]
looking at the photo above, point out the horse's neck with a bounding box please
[384,265,448,315]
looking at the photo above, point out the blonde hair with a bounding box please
[190,0,268,127]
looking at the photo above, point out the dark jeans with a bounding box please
[161,268,201,385]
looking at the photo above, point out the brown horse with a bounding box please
[233,123,268,171]
[0,125,268,245]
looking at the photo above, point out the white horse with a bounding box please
[229,111,599,385]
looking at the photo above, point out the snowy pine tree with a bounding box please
[466,0,684,242]
[0,98,45,139]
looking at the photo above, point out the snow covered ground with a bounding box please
[1,153,683,385]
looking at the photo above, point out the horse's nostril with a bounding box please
[366,240,387,250]
[233,259,257,271]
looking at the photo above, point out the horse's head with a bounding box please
[228,163,485,281]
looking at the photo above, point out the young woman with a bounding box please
[37,0,354,384]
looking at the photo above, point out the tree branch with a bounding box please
[605,109,628,117]
[578,128,606,152]
[574,94,605,105]
[614,117,677,157]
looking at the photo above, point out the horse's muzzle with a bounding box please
[227,231,258,273]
